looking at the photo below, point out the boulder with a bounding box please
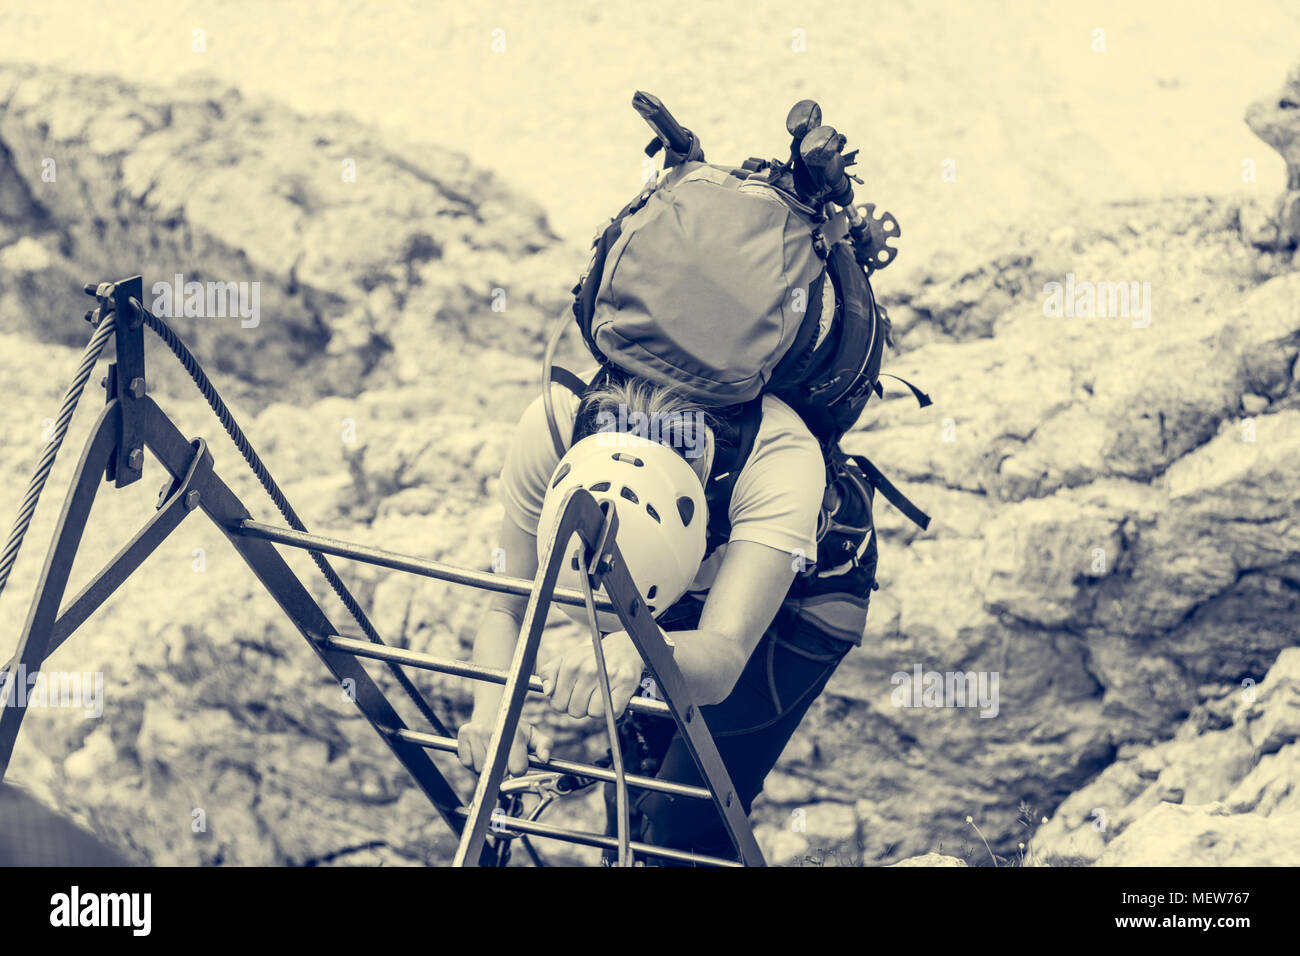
[1033,648,1300,865]
[1242,57,1300,250]
[1096,802,1300,866]
[889,853,968,867]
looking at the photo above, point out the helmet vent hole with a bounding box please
[647,585,657,600]
[589,481,611,493]
[550,462,571,489]
[645,503,660,523]
[676,496,695,527]
[647,604,656,615]
[619,486,639,504]
[612,452,644,466]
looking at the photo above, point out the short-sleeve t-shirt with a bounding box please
[498,376,825,594]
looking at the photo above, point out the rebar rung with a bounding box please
[320,633,670,718]
[240,519,614,612]
[391,727,710,800]
[449,807,740,867]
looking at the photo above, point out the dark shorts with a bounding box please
[604,599,851,865]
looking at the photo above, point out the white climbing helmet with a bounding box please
[536,431,707,632]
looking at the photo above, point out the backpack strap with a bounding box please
[875,373,933,408]
[702,398,763,558]
[848,453,931,530]
[548,364,590,402]
[544,364,597,457]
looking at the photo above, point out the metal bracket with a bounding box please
[583,498,619,590]
[90,276,146,487]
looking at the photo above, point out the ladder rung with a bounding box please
[320,633,671,718]
[240,519,614,612]
[391,728,711,800]
[449,807,741,867]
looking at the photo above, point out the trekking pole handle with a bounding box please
[800,125,855,207]
[632,91,701,161]
[786,100,823,140]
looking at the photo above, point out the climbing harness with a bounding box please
[0,276,764,867]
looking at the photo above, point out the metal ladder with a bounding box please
[0,276,765,867]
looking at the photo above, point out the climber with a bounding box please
[456,92,929,863]
[456,371,848,863]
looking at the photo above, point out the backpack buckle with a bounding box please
[810,230,829,260]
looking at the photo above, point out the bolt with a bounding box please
[726,791,735,808]
[128,377,145,399]
[630,597,641,616]
[183,490,200,511]
[156,480,171,508]
[128,448,143,471]
[685,705,695,723]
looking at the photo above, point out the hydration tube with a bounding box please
[541,308,571,459]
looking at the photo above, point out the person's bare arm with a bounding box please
[540,538,796,717]
[650,538,796,704]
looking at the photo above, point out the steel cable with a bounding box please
[0,313,118,604]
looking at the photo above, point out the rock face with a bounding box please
[1031,647,1300,865]
[0,62,579,406]
[1,64,1298,868]
[746,194,1300,863]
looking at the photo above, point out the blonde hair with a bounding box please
[581,375,713,466]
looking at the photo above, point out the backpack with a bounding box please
[549,95,932,643]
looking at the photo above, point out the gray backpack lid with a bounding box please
[589,163,826,406]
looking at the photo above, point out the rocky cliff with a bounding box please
[1,60,1296,866]
[1032,647,1300,865]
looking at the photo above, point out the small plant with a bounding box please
[929,805,1056,867]
[966,815,998,867]
[1013,801,1050,867]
